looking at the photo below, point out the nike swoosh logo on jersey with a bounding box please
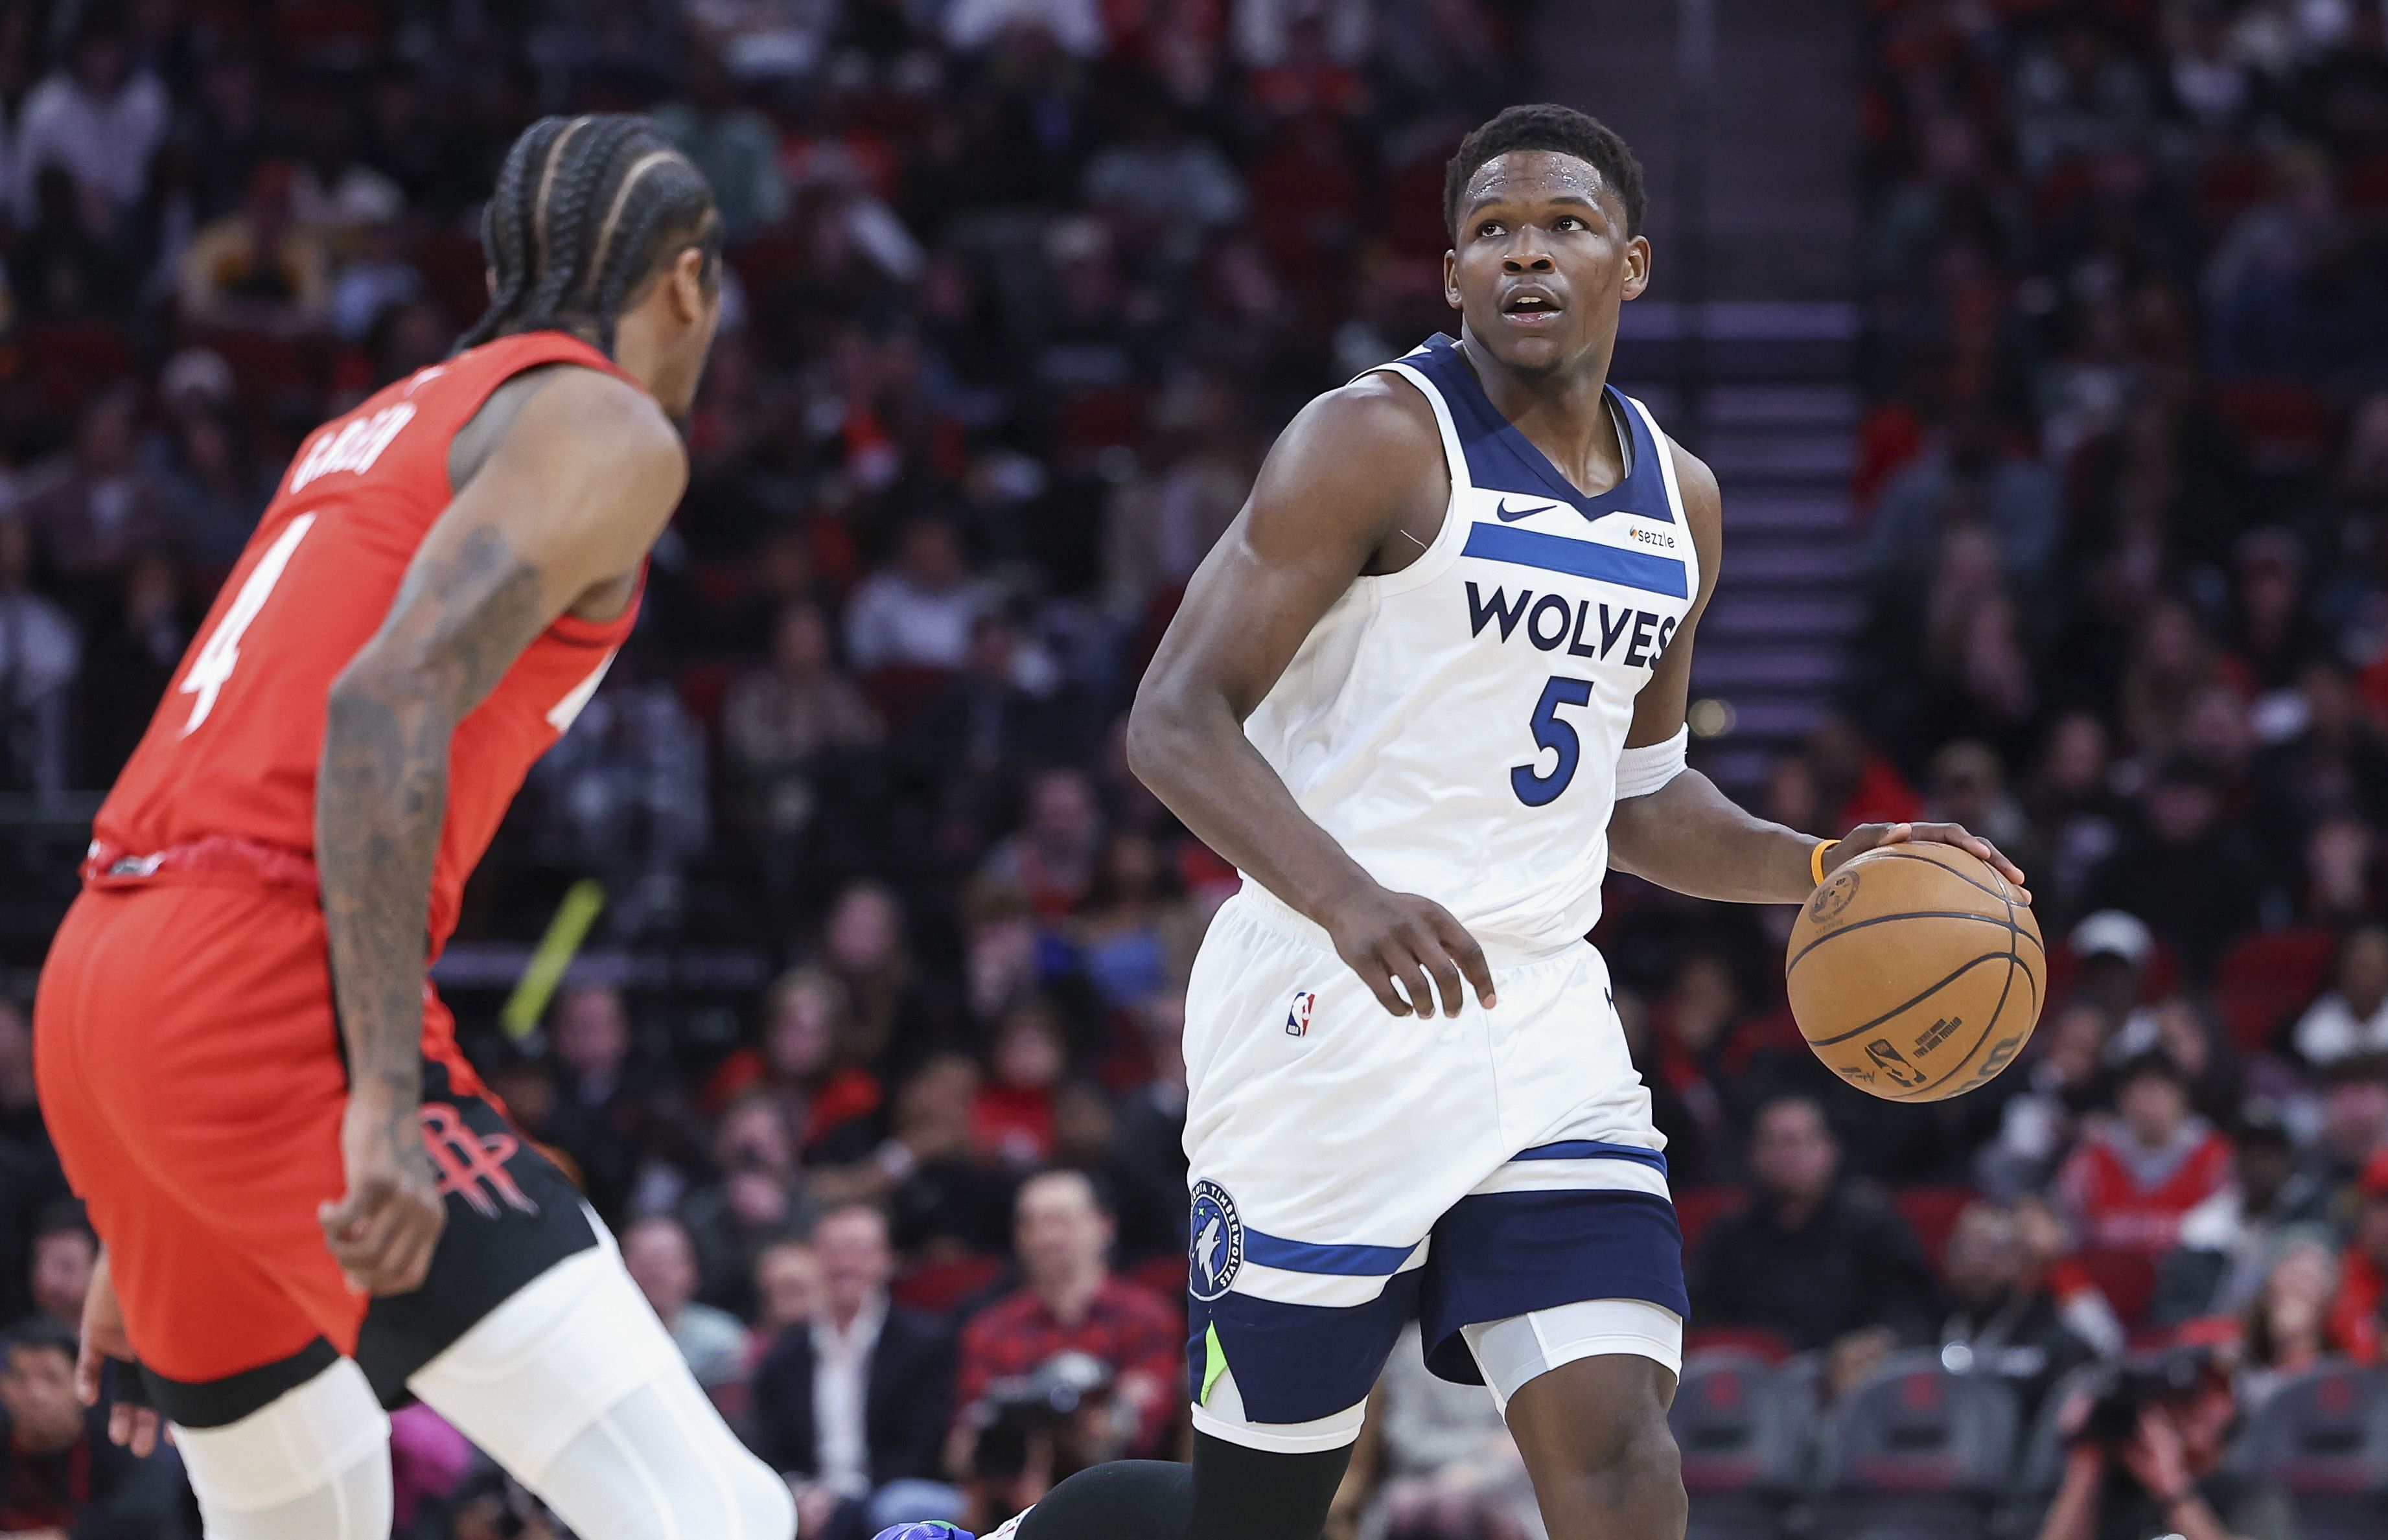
[1496,498,1558,522]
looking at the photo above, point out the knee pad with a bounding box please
[172,1357,391,1540]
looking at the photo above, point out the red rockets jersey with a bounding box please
[88,330,645,954]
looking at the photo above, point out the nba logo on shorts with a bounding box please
[1285,990,1317,1037]
[1188,1180,1244,1301]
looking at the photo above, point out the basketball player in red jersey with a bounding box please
[34,116,794,1539]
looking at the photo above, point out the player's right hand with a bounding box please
[321,1096,447,1294]
[1323,884,1498,1018]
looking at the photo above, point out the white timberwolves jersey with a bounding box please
[1242,334,1700,951]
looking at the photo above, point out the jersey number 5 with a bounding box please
[179,514,317,735]
[1512,676,1594,807]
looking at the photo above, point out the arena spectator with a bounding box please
[951,1170,1179,1468]
[2302,1054,2388,1199]
[543,984,644,1222]
[979,768,1105,922]
[2327,1149,2388,1361]
[708,966,884,1153]
[0,1319,182,1537]
[2080,757,2269,977]
[721,600,885,845]
[1935,1200,2099,1419]
[0,520,81,800]
[2154,1105,2333,1324]
[2238,1238,2340,1407]
[14,1204,94,1340]
[1328,1323,1538,1540]
[176,160,332,336]
[1069,832,1203,1013]
[972,997,1069,1167]
[844,517,989,674]
[647,48,789,242]
[680,1093,815,1315]
[1687,1094,1938,1353]
[750,1205,956,1540]
[2059,1053,2232,1280]
[2289,921,2388,1066]
[9,12,168,223]
[814,1053,1017,1258]
[752,1234,824,1347]
[12,388,177,593]
[623,1215,754,1414]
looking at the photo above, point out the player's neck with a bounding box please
[1454,330,1624,496]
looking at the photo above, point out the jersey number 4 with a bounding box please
[179,514,316,735]
[1512,676,1594,807]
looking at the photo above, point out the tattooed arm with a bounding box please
[314,366,687,1293]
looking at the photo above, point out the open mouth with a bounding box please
[1501,292,1564,325]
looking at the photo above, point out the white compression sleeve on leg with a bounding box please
[172,1357,391,1540]
[408,1242,794,1540]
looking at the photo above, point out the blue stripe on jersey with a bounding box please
[1511,1139,1670,1173]
[1461,522,1690,598]
[1243,1230,1419,1277]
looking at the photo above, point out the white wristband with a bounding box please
[1614,726,1689,801]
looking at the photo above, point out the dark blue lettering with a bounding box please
[1466,582,1533,641]
[1567,599,1599,657]
[1597,604,1632,658]
[1655,615,1678,658]
[1623,610,1660,667]
[1527,594,1571,651]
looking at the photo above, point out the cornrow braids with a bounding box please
[456,113,723,356]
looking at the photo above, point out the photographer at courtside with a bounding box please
[2032,1342,2290,1540]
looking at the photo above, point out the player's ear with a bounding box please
[1621,235,1652,303]
[666,244,710,325]
[1443,249,1461,310]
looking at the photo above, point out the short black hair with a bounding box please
[6,1316,76,1364]
[458,113,721,357]
[32,1198,92,1246]
[1444,103,1647,239]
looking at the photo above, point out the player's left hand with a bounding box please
[321,1093,447,1294]
[1829,821,2032,906]
[75,1252,170,1456]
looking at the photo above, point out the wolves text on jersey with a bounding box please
[1465,580,1680,669]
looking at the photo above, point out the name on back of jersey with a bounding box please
[289,402,417,493]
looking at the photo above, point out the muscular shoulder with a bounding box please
[452,363,686,494]
[1664,436,1724,604]
[1245,373,1448,555]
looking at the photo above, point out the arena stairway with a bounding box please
[1616,302,1865,798]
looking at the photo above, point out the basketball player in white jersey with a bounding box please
[888,104,2030,1540]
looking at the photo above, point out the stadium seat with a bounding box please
[1683,1326,1796,1364]
[1673,1350,1805,1540]
[1893,1186,1974,1269]
[890,1254,1005,1314]
[1675,1186,1745,1259]
[21,318,139,422]
[2214,927,2337,1054]
[2237,1363,2388,1540]
[1813,1352,2021,1540]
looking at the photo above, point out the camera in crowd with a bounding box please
[966,1351,1128,1481]
[2070,1343,2227,1451]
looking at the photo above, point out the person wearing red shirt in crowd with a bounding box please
[2059,1052,2233,1321]
[705,966,885,1154]
[2326,1150,2388,1361]
[972,1000,1070,1167]
[949,1170,1180,1475]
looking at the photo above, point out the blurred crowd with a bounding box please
[4,0,2388,1536]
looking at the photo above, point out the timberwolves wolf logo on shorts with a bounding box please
[1285,990,1317,1037]
[1188,1180,1244,1301]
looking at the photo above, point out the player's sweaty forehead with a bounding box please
[1460,150,1616,229]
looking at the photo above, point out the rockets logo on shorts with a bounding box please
[1188,1180,1244,1302]
[1284,990,1317,1037]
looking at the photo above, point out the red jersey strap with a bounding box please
[83,836,319,895]
[424,330,643,494]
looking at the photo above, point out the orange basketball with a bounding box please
[1785,842,2045,1103]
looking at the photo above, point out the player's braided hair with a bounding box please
[456,114,722,356]
[1444,103,1647,238]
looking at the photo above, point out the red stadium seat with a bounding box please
[2212,380,2332,468]
[1130,1252,1188,1302]
[861,665,954,732]
[21,318,138,420]
[1894,1186,1975,1270]
[2214,927,2337,1053]
[675,661,737,733]
[1682,1326,1795,1364]
[1675,1186,1745,1259]
[891,1254,1005,1314]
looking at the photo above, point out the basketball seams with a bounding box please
[1859,847,2013,901]
[1910,937,2021,1099]
[1795,951,2016,1049]
[1785,907,2039,976]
